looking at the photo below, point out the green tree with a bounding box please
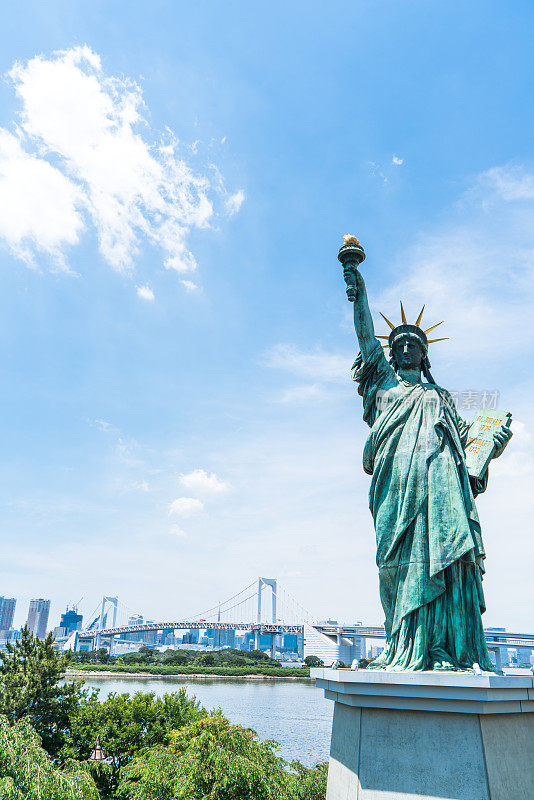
[0,628,87,758]
[304,656,324,668]
[95,649,110,664]
[161,650,187,666]
[78,651,91,663]
[248,649,271,661]
[192,653,215,667]
[290,760,328,800]
[228,656,247,666]
[62,689,206,796]
[0,715,99,800]
[117,714,297,800]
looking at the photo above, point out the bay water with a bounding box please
[81,675,332,766]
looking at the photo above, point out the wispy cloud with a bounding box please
[373,164,534,363]
[278,384,325,404]
[0,45,243,283]
[180,279,198,292]
[470,164,534,202]
[131,480,150,492]
[225,189,245,215]
[368,160,388,184]
[169,524,188,538]
[392,155,403,165]
[263,344,350,383]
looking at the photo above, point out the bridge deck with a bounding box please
[77,621,534,650]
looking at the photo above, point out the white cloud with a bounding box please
[168,496,204,517]
[392,155,404,165]
[136,285,155,301]
[180,279,198,292]
[225,189,245,216]
[179,469,230,494]
[509,420,531,443]
[264,344,350,383]
[0,46,242,280]
[0,130,83,267]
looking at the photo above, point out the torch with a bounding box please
[338,235,365,302]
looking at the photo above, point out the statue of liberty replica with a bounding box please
[340,236,512,672]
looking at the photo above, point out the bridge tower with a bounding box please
[95,596,118,652]
[256,578,277,653]
[99,596,118,629]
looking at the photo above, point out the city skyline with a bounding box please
[3,584,532,671]
[0,2,533,633]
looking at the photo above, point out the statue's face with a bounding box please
[392,336,424,371]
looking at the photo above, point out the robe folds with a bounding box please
[353,340,494,671]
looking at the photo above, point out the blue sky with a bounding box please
[1,1,533,631]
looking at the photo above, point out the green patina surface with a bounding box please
[353,342,492,671]
[340,239,512,672]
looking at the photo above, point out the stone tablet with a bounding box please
[465,409,512,479]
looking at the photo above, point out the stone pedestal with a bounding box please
[312,668,534,800]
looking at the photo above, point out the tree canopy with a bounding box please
[117,714,298,800]
[0,716,99,800]
[304,656,324,668]
[0,628,87,757]
[62,689,207,796]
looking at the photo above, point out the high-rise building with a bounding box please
[60,608,83,634]
[26,599,50,639]
[0,597,16,632]
[143,621,157,644]
[182,629,200,645]
[205,628,235,649]
[126,614,143,642]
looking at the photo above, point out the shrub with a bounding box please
[118,714,295,800]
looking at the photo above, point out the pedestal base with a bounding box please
[312,668,534,800]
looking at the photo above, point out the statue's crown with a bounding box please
[378,303,448,351]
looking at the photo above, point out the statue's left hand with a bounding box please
[492,425,513,459]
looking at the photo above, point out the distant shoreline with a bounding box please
[66,669,313,682]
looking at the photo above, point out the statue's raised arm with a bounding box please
[345,268,377,360]
[338,235,376,360]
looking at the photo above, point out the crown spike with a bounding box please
[427,337,449,343]
[376,335,390,340]
[400,301,407,324]
[415,305,425,326]
[379,312,395,330]
[424,321,443,335]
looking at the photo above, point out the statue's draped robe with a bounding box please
[353,340,494,671]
